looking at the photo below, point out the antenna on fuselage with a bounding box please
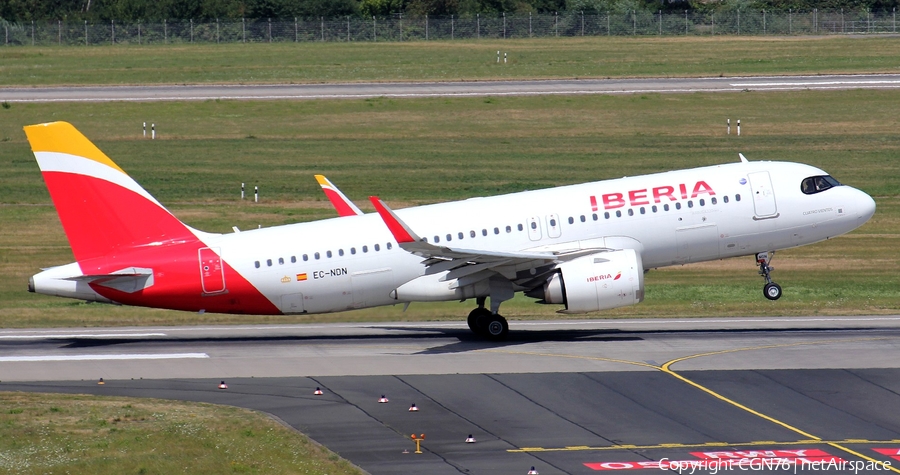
[739,153,749,163]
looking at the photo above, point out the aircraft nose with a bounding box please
[856,188,876,226]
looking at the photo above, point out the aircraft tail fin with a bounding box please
[24,121,200,263]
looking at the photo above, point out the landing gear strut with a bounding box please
[467,297,509,340]
[756,251,782,301]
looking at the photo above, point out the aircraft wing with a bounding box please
[316,175,364,217]
[369,197,605,287]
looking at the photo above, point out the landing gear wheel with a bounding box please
[467,307,492,333]
[756,251,783,301]
[764,282,782,301]
[483,314,509,341]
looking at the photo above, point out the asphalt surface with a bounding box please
[3,74,900,102]
[3,317,900,474]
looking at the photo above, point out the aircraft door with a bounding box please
[546,214,562,238]
[747,171,778,217]
[198,247,226,294]
[280,293,305,314]
[527,216,542,241]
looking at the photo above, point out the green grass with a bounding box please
[1,89,898,327]
[0,392,363,475]
[2,36,900,86]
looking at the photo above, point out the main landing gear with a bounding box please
[756,251,782,301]
[467,297,509,340]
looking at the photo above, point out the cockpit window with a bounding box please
[801,175,841,195]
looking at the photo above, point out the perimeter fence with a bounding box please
[2,9,898,46]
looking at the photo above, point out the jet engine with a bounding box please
[526,249,644,314]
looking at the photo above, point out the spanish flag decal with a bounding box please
[296,273,308,281]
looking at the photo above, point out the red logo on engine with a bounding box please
[588,271,622,283]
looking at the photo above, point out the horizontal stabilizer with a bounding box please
[67,267,155,294]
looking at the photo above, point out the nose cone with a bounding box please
[857,189,876,226]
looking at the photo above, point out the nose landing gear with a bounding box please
[757,251,782,301]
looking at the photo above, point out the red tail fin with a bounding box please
[24,122,198,263]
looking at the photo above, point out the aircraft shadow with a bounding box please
[48,325,890,355]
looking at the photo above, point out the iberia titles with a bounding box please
[590,181,716,211]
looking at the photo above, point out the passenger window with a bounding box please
[735,194,741,202]
[549,219,557,227]
[592,213,598,221]
[482,229,488,236]
[664,204,670,211]
[254,261,260,268]
[627,209,634,216]
[687,201,693,208]
[446,234,452,242]
[315,252,320,260]
[616,210,622,218]
[604,212,610,219]
[568,217,574,224]
[362,246,368,253]
[291,256,297,263]
[652,205,658,212]
[351,248,356,255]
[470,230,476,238]
[375,244,380,251]
[675,202,682,210]
[326,250,332,258]
[580,215,586,223]
[338,249,344,256]
[517,224,523,231]
[434,236,440,243]
[505,226,512,233]
[387,242,392,250]
[699,199,705,206]
[494,227,500,235]
[640,207,645,214]
[459,232,464,239]
[278,257,284,265]
[723,196,729,204]
[303,254,308,261]
[530,221,538,229]
[266,259,272,266]
[711,197,717,205]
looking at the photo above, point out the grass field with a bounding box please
[2,36,900,86]
[1,89,898,327]
[0,392,363,474]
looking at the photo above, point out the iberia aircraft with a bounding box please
[25,122,876,339]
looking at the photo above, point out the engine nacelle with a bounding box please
[526,249,644,314]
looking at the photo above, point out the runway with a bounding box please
[3,74,900,102]
[3,316,900,474]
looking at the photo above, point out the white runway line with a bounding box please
[0,353,209,362]
[0,333,166,339]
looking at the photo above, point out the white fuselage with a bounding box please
[200,161,875,314]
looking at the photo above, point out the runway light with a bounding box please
[378,395,389,403]
[465,434,476,443]
[528,467,539,475]
[97,378,105,385]
[409,403,418,412]
[218,380,228,389]
[314,387,323,395]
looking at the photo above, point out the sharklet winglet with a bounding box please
[368,197,420,244]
